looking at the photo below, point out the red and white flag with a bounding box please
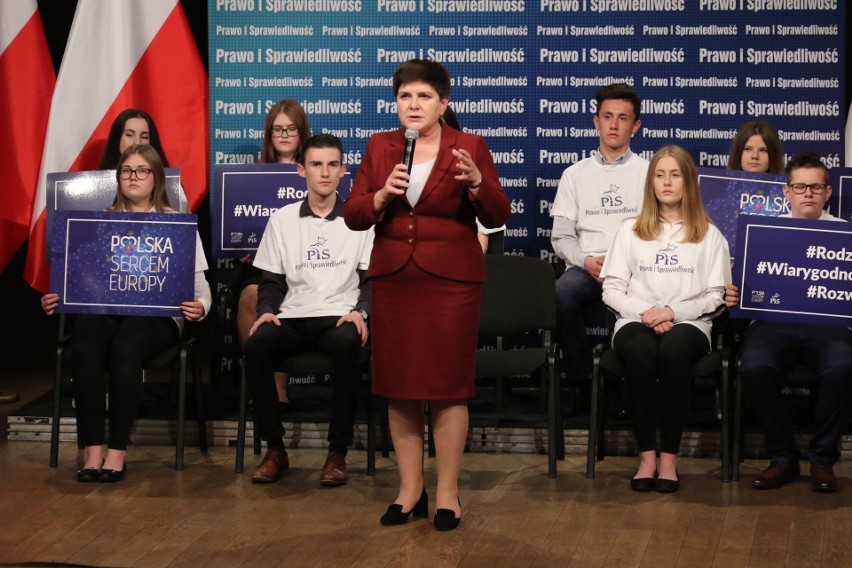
[0,0,54,275]
[25,0,208,293]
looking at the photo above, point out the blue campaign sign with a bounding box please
[731,215,852,327]
[46,168,186,257]
[829,167,852,222]
[50,211,197,317]
[697,168,786,256]
[211,163,352,258]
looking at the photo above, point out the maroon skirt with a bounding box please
[370,259,481,400]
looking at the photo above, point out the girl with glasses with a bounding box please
[40,144,211,482]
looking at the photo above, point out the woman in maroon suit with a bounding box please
[345,60,510,531]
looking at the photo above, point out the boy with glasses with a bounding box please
[726,152,852,492]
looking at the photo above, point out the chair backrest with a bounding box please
[478,255,556,337]
[583,301,616,345]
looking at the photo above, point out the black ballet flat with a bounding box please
[98,464,127,483]
[656,470,680,493]
[434,499,461,531]
[630,470,657,492]
[380,489,428,526]
[77,467,101,483]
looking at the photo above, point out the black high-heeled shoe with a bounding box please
[380,489,428,526]
[98,463,127,483]
[434,498,461,531]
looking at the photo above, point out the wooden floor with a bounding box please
[2,443,852,567]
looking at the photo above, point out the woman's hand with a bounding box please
[640,306,674,329]
[451,148,482,192]
[181,299,206,322]
[41,293,60,316]
[373,163,409,214]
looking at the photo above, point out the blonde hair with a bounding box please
[634,145,712,244]
[109,144,174,213]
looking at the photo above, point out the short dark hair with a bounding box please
[441,105,460,130]
[298,134,344,165]
[785,152,830,184]
[392,59,451,99]
[595,82,641,119]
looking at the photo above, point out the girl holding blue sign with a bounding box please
[601,145,731,493]
[40,144,211,482]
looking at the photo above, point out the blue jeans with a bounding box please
[739,322,852,465]
[555,266,602,382]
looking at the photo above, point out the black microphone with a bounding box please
[403,128,418,175]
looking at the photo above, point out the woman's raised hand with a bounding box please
[373,163,410,213]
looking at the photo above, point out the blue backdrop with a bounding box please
[207,0,846,379]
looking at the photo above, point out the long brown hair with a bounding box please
[726,120,784,173]
[109,144,173,213]
[634,145,711,244]
[98,108,169,169]
[260,99,311,163]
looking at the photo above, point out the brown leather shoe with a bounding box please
[809,463,838,493]
[319,451,348,486]
[251,449,289,483]
[753,461,800,490]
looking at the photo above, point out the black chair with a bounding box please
[474,254,563,478]
[234,350,383,475]
[729,355,819,481]
[484,229,505,255]
[586,304,732,480]
[49,314,208,471]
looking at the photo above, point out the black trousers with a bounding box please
[613,322,709,454]
[243,316,362,450]
[72,314,178,450]
[739,322,852,465]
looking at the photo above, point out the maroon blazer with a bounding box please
[344,124,510,283]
